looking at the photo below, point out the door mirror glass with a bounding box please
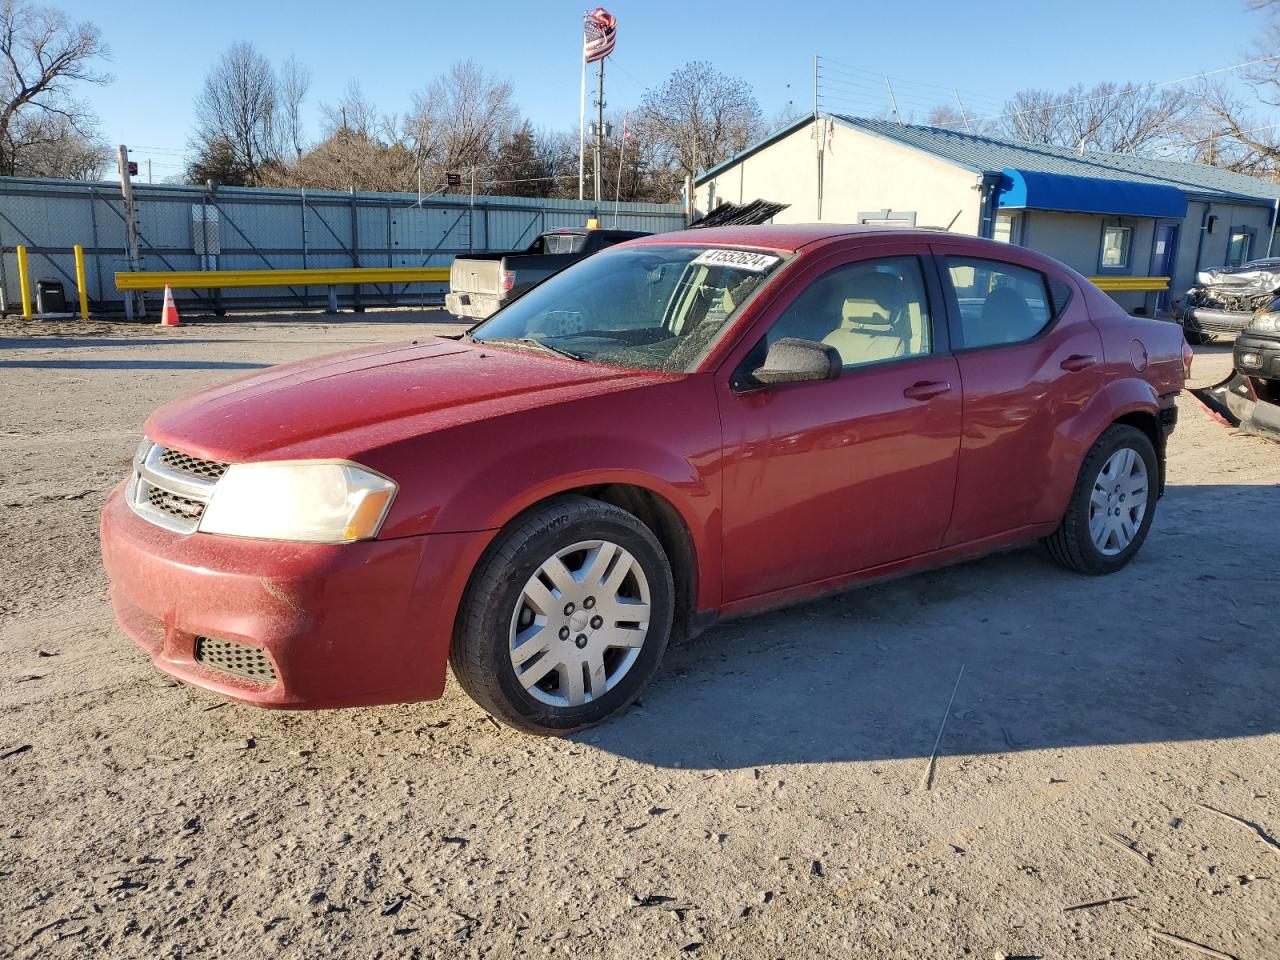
[751,338,841,386]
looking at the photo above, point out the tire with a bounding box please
[449,495,675,735]
[1041,424,1159,576]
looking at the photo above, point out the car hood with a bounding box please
[145,336,658,461]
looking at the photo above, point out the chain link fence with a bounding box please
[0,177,687,316]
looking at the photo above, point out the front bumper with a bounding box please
[1233,332,1280,382]
[1175,304,1252,335]
[99,483,487,708]
[444,291,502,321]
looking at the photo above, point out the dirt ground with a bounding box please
[1,315,1278,960]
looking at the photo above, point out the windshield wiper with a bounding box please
[478,337,585,361]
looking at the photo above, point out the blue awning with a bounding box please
[997,168,1187,219]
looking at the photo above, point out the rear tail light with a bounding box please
[500,270,515,293]
[1182,340,1194,380]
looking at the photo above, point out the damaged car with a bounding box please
[1173,258,1280,343]
[1192,307,1280,441]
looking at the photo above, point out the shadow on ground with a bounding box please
[0,359,272,370]
[583,483,1278,770]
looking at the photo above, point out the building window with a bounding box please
[1226,227,1254,268]
[994,212,1021,245]
[857,208,917,227]
[1099,225,1132,270]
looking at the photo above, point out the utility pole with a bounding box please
[117,145,143,319]
[953,90,973,133]
[593,56,605,206]
[885,79,902,125]
[147,158,152,184]
[813,55,819,117]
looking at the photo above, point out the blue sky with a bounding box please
[55,0,1263,181]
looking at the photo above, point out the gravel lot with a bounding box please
[2,315,1278,959]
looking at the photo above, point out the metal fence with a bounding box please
[0,177,687,316]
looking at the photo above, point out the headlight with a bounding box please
[1249,313,1280,334]
[198,461,397,543]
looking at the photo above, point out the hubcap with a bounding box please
[508,540,651,707]
[1088,447,1148,557]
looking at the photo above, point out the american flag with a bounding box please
[583,7,616,63]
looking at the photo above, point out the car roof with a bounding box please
[628,223,955,254]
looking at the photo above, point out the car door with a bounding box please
[717,245,963,603]
[934,246,1104,547]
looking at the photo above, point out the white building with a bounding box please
[694,115,1280,313]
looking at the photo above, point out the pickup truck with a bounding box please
[445,227,647,321]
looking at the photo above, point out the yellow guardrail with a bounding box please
[1088,275,1169,292]
[114,267,451,291]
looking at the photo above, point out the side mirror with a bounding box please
[750,338,842,386]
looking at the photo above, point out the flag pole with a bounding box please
[594,55,605,207]
[578,51,586,200]
[613,115,626,226]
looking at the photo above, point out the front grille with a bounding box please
[194,636,277,684]
[159,448,229,482]
[146,485,206,521]
[126,440,225,534]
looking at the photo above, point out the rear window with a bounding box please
[533,233,587,255]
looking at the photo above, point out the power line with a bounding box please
[814,52,1280,133]
[934,55,1280,130]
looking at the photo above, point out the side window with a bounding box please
[762,256,934,370]
[945,257,1053,350]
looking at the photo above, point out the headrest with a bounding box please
[842,271,907,329]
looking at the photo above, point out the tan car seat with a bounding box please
[821,271,909,366]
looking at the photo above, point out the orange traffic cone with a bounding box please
[159,284,181,327]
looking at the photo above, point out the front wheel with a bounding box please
[449,496,674,735]
[1042,424,1159,575]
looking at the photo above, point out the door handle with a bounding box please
[1060,354,1099,372]
[903,380,952,401]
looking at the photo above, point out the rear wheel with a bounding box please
[449,496,674,735]
[1042,425,1159,575]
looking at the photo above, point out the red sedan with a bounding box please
[100,226,1189,734]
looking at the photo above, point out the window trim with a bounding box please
[729,251,948,391]
[935,253,1063,355]
[1096,222,1134,275]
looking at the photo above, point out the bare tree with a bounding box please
[189,41,279,185]
[4,109,106,177]
[0,0,109,176]
[279,55,309,162]
[1181,4,1280,175]
[926,103,968,130]
[405,60,518,186]
[637,61,762,198]
[1000,81,1194,153]
[320,80,381,140]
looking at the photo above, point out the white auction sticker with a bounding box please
[691,248,780,272]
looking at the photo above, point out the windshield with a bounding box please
[471,245,783,372]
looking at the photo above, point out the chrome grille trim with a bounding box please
[126,440,223,534]
[160,448,229,482]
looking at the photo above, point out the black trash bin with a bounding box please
[35,278,68,315]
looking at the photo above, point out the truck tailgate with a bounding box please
[451,258,503,296]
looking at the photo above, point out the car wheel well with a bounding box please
[1111,411,1165,490]
[567,483,699,644]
